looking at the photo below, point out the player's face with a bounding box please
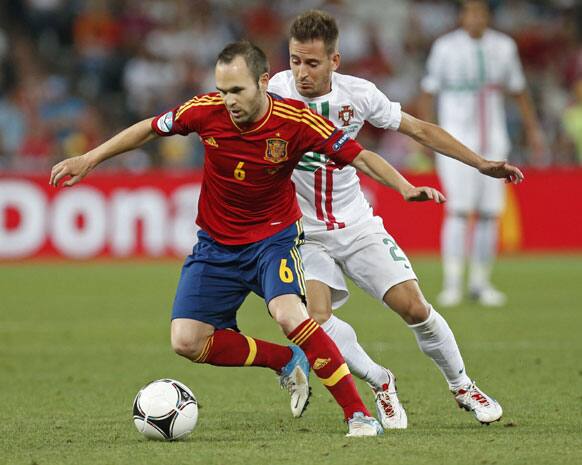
[460,1,489,38]
[215,56,269,124]
[289,38,340,99]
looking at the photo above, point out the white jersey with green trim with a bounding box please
[268,70,402,233]
[421,28,526,160]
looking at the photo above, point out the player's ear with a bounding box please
[331,52,340,72]
[258,72,269,92]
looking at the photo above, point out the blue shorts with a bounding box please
[172,221,306,330]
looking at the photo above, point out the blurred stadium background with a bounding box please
[1,0,582,260]
[1,0,582,171]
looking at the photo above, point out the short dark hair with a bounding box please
[460,0,490,12]
[216,40,269,84]
[289,10,339,55]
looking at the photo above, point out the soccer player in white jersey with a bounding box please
[420,0,544,307]
[268,10,524,427]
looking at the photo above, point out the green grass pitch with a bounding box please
[1,255,581,465]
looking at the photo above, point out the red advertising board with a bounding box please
[1,168,581,259]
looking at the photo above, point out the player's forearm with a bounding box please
[85,118,157,168]
[398,112,485,169]
[411,120,485,169]
[350,150,414,195]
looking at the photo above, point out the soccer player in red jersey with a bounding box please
[50,41,446,436]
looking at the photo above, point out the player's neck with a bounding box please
[464,28,486,39]
[251,94,270,124]
[305,82,333,101]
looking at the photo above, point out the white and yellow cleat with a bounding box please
[453,381,503,424]
[346,412,384,437]
[369,369,408,429]
[279,345,311,418]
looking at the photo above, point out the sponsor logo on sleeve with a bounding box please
[157,111,174,133]
[332,133,350,151]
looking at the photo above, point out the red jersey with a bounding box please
[151,92,363,245]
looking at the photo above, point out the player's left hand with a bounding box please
[478,160,524,184]
[403,186,446,203]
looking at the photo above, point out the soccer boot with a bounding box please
[369,369,408,429]
[437,288,462,307]
[453,381,503,424]
[346,412,384,437]
[279,345,311,418]
[470,286,507,307]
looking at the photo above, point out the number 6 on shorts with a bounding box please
[279,258,294,283]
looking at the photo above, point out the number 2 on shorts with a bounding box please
[383,238,406,262]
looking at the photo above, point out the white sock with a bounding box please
[469,216,498,291]
[408,307,471,390]
[441,214,468,292]
[321,315,389,389]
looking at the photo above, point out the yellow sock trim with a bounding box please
[243,336,257,366]
[294,322,319,346]
[193,336,213,363]
[291,319,318,345]
[320,363,350,387]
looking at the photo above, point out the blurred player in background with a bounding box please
[268,9,523,427]
[420,0,544,307]
[49,40,449,437]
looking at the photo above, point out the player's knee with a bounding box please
[385,281,430,324]
[307,304,332,325]
[171,334,208,362]
[268,294,310,334]
[404,300,431,325]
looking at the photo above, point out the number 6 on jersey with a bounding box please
[234,161,246,181]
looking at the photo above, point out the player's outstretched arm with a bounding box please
[50,117,158,187]
[350,149,446,203]
[398,112,524,184]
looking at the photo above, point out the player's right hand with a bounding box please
[403,186,446,204]
[50,154,93,187]
[478,160,524,184]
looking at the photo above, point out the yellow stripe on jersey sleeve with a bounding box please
[273,109,335,140]
[272,103,334,136]
[176,96,223,119]
[273,101,335,133]
[273,111,329,139]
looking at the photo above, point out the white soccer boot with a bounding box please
[369,369,407,429]
[279,345,311,418]
[437,288,462,307]
[470,286,507,307]
[453,381,503,424]
[346,412,384,437]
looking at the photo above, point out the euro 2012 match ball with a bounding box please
[132,379,198,440]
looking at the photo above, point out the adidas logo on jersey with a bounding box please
[313,358,331,370]
[204,137,219,147]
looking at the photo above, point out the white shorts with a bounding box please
[301,217,418,310]
[436,155,505,216]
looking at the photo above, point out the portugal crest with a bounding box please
[265,138,288,163]
[338,105,354,126]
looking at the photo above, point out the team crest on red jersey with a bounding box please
[265,138,288,163]
[338,105,354,126]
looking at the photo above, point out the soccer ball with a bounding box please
[132,379,198,440]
